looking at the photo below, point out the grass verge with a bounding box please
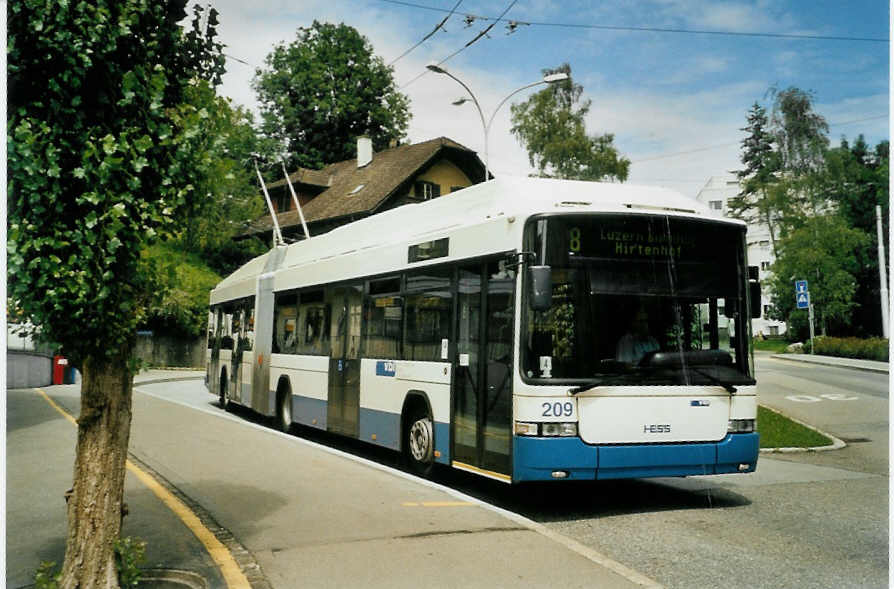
[758,405,833,449]
[752,338,789,353]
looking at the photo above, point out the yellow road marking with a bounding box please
[35,388,251,589]
[402,501,475,507]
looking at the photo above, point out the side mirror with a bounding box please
[748,265,761,319]
[528,265,553,311]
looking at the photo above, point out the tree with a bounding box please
[510,64,630,182]
[8,2,225,586]
[730,102,782,255]
[252,21,410,170]
[768,86,830,220]
[821,136,890,336]
[767,214,868,338]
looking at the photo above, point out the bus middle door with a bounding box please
[327,284,362,437]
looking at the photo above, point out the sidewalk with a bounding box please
[10,374,657,589]
[769,353,889,374]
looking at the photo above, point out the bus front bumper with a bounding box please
[512,433,759,482]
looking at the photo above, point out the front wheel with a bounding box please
[405,411,434,476]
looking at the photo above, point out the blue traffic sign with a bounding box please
[795,280,808,294]
[796,291,810,309]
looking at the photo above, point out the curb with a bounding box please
[758,405,847,454]
[769,354,889,374]
[134,376,205,386]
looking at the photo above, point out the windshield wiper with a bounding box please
[568,380,604,396]
[689,367,737,393]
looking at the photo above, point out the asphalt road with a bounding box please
[131,356,889,589]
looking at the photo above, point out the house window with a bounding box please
[414,180,441,200]
[763,304,771,318]
[709,200,723,211]
[761,261,771,271]
[769,326,779,336]
[274,192,291,213]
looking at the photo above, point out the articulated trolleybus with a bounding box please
[206,177,760,483]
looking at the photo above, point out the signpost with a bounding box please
[795,280,815,354]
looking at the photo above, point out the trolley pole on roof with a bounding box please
[254,158,284,247]
[281,160,311,240]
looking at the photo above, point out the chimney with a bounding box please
[357,136,373,168]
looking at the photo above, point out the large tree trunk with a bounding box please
[60,350,134,589]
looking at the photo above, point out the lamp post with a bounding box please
[426,64,569,181]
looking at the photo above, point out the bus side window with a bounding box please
[296,289,327,355]
[365,277,402,360]
[404,270,452,362]
[220,308,235,351]
[273,293,298,354]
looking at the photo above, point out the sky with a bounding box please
[195,0,889,199]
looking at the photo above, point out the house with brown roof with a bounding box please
[239,136,488,243]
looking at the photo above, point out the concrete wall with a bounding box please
[7,350,53,389]
[135,333,206,368]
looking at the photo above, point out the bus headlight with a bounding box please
[728,419,755,433]
[515,421,540,436]
[516,422,578,437]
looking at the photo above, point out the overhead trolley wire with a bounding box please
[375,0,889,43]
[389,0,464,65]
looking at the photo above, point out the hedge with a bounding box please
[812,336,889,362]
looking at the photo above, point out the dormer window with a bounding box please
[414,180,440,200]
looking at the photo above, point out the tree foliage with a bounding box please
[8,0,225,360]
[253,21,410,170]
[510,63,630,182]
[8,1,225,585]
[767,214,868,337]
[730,102,781,254]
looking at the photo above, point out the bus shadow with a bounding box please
[434,469,752,522]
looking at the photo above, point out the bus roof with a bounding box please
[210,176,742,304]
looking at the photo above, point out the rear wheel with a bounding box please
[404,409,434,476]
[275,388,292,433]
[219,370,230,411]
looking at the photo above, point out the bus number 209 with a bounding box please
[542,402,574,417]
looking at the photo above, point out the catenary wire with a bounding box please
[375,0,889,43]
[388,0,463,65]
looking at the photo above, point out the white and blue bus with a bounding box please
[206,177,760,483]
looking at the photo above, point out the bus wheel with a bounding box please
[405,409,434,476]
[275,388,292,433]
[219,370,230,411]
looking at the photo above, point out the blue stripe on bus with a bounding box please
[513,433,759,482]
[290,395,328,430]
[434,422,449,465]
[359,408,401,451]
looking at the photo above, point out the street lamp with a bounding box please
[426,63,569,181]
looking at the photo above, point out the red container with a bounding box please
[53,356,68,385]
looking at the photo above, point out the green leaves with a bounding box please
[7,0,227,362]
[510,63,629,182]
[252,20,409,170]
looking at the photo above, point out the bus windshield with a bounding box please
[522,214,754,388]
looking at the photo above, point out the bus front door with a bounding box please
[453,260,514,479]
[327,284,362,437]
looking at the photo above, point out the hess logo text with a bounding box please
[643,424,671,434]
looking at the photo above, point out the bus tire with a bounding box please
[404,406,434,477]
[219,368,230,411]
[275,380,292,433]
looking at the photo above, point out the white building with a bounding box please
[695,175,786,336]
